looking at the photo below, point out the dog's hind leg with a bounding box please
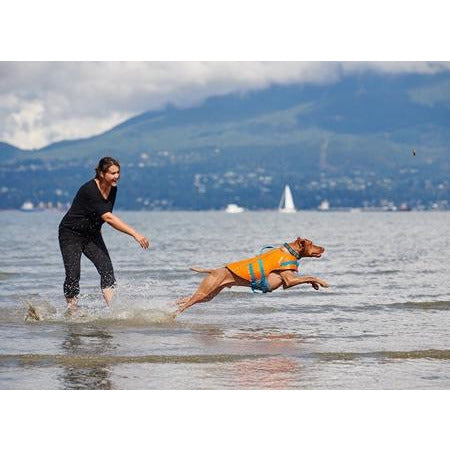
[176,286,227,315]
[175,268,231,315]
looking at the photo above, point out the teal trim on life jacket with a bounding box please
[258,258,270,293]
[248,259,271,294]
[248,263,257,292]
[280,260,299,267]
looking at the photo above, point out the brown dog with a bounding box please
[175,237,329,315]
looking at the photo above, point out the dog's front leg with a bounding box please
[281,271,329,290]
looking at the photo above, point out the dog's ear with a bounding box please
[295,237,304,249]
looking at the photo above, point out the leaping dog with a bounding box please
[175,236,329,315]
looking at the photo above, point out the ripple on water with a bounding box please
[0,271,19,281]
[389,301,450,311]
[0,353,262,368]
[316,349,450,361]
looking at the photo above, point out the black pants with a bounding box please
[59,227,116,298]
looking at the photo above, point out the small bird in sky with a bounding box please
[412,148,416,157]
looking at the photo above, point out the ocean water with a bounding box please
[0,210,449,389]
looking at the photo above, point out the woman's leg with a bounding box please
[83,234,116,306]
[58,229,84,310]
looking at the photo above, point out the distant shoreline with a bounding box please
[1,208,449,213]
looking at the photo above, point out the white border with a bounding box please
[1,391,448,449]
[2,0,449,60]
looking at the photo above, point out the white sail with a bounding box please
[278,185,296,213]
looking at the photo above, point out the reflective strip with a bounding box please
[258,258,269,292]
[280,260,299,267]
[248,260,270,293]
[248,263,256,282]
[248,263,257,292]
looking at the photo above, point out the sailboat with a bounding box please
[278,185,296,213]
[225,203,245,213]
[318,200,330,211]
[20,201,35,212]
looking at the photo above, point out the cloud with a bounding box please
[408,80,450,108]
[0,61,449,149]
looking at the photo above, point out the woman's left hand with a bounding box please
[133,233,150,249]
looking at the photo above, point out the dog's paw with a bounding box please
[175,297,190,305]
[311,279,330,290]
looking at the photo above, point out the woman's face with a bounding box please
[101,165,120,187]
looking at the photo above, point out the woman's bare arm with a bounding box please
[101,212,150,249]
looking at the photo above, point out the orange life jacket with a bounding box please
[226,247,299,293]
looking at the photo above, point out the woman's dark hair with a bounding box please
[95,157,120,179]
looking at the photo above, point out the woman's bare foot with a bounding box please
[102,287,114,307]
[66,297,79,312]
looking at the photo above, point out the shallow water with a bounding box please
[1,210,449,389]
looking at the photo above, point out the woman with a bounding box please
[58,156,149,311]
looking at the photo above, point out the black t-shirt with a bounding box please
[59,179,117,235]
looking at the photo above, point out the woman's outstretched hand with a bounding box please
[101,213,150,249]
[133,232,150,249]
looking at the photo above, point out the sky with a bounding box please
[1,61,450,150]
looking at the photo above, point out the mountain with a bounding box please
[0,142,22,162]
[1,72,449,210]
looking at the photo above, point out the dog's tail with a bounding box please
[190,267,213,274]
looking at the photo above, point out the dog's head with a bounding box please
[290,237,325,258]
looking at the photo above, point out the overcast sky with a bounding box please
[1,61,450,149]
